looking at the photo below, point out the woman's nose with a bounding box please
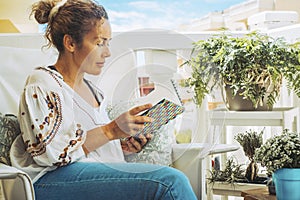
[103,46,111,58]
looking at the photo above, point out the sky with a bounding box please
[97,0,246,31]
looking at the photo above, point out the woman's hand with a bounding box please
[83,104,153,154]
[103,103,153,140]
[121,133,152,153]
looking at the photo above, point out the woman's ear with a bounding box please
[63,34,76,53]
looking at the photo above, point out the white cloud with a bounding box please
[203,0,246,4]
[109,8,189,32]
[128,1,161,10]
[108,10,144,20]
[204,0,234,3]
[106,0,244,32]
[105,1,194,31]
[108,9,148,31]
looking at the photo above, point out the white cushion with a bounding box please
[0,46,57,115]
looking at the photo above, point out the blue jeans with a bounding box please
[34,162,197,200]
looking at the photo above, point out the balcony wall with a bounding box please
[0,0,38,33]
[225,0,274,23]
[179,12,225,32]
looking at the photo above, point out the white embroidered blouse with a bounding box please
[10,66,125,183]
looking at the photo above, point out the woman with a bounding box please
[10,0,197,199]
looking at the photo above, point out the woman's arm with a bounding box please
[19,85,86,167]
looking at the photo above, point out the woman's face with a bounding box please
[75,19,112,75]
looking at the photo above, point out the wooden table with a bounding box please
[241,188,276,200]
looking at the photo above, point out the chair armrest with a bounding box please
[0,163,35,200]
[207,143,240,155]
[172,143,207,161]
[172,143,239,160]
[0,163,24,179]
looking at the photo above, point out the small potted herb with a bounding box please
[255,129,300,197]
[255,129,300,175]
[208,157,247,184]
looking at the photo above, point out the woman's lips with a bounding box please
[96,62,105,67]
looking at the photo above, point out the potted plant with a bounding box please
[207,156,268,194]
[184,31,300,111]
[208,130,265,184]
[208,157,247,185]
[234,129,263,182]
[255,129,300,199]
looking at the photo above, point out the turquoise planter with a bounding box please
[273,168,300,200]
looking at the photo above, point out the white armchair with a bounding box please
[0,33,239,200]
[0,163,35,200]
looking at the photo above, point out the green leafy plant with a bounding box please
[255,129,300,176]
[185,31,300,109]
[234,129,263,181]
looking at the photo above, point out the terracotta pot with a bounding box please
[223,85,273,111]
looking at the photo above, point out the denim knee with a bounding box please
[156,167,197,200]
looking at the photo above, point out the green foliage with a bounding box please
[234,129,264,161]
[208,157,247,184]
[255,129,300,175]
[185,31,300,107]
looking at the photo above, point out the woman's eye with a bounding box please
[97,40,109,47]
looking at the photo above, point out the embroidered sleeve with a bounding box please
[19,85,86,167]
